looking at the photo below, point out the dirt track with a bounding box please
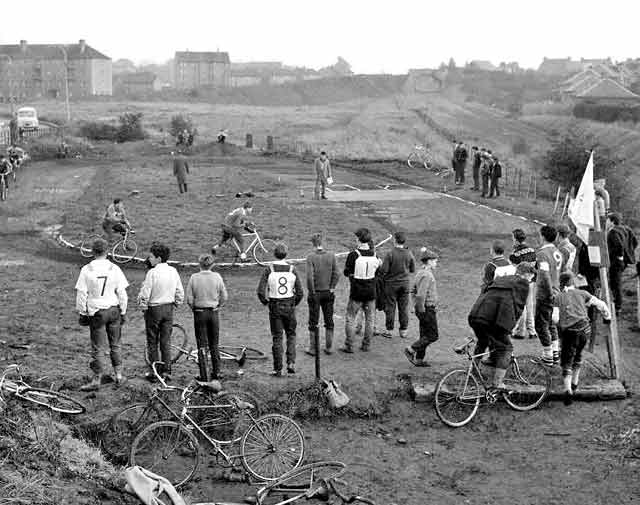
[1,147,639,504]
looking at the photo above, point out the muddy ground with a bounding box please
[1,142,639,505]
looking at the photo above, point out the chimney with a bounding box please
[79,39,86,53]
[20,40,27,53]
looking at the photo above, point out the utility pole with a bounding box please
[58,46,71,123]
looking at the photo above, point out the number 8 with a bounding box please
[277,276,288,295]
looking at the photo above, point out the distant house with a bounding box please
[405,68,443,93]
[174,51,230,89]
[499,62,522,74]
[575,78,640,103]
[467,60,498,72]
[114,72,161,96]
[0,39,112,100]
[538,57,583,76]
[230,62,282,87]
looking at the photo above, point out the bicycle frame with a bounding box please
[230,231,261,256]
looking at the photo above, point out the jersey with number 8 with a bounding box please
[267,264,296,299]
[75,258,129,315]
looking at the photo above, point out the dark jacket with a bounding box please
[491,161,502,178]
[509,242,536,265]
[379,246,416,285]
[256,263,304,306]
[607,225,636,269]
[173,157,189,184]
[344,247,379,302]
[468,275,529,332]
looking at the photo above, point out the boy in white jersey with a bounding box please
[257,243,304,376]
[75,238,129,390]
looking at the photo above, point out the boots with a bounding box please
[305,329,319,356]
[324,328,334,354]
[197,348,210,381]
[113,366,126,386]
[563,374,573,406]
[80,373,102,391]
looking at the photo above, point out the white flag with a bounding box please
[568,152,595,244]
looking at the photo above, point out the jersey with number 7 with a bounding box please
[75,258,129,316]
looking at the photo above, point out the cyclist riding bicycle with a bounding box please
[212,201,254,259]
[102,198,131,241]
[7,145,25,166]
[0,155,12,188]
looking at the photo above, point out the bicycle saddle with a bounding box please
[195,379,222,393]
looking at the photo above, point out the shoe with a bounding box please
[359,345,370,352]
[380,330,393,339]
[414,360,431,367]
[512,334,526,340]
[339,346,354,354]
[321,196,328,200]
[571,383,578,392]
[563,392,573,406]
[304,349,316,356]
[399,329,408,339]
[324,347,333,355]
[528,333,538,339]
[80,375,101,392]
[287,365,296,374]
[403,347,416,365]
[270,370,282,377]
[539,355,554,366]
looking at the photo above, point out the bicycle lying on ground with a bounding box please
[213,227,277,266]
[143,323,268,369]
[80,225,138,264]
[0,364,86,415]
[407,144,452,177]
[434,338,551,427]
[121,362,304,487]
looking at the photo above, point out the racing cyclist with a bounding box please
[212,201,254,260]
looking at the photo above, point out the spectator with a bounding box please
[75,238,129,390]
[257,243,304,376]
[185,253,228,381]
[607,212,637,316]
[576,235,602,346]
[594,179,610,213]
[480,240,515,293]
[305,233,339,356]
[468,263,534,387]
[313,151,332,200]
[138,243,184,381]
[404,248,439,367]
[379,231,416,339]
[453,141,469,185]
[172,151,189,194]
[554,272,611,405]
[556,224,577,273]
[488,156,502,198]
[535,225,562,365]
[594,189,607,229]
[510,229,537,339]
[470,146,481,191]
[341,228,381,353]
[480,152,493,198]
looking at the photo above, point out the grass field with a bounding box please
[1,143,640,504]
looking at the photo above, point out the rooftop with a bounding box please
[175,51,230,64]
[0,40,110,60]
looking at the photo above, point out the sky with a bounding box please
[2,0,639,73]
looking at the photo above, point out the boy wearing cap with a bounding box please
[404,248,439,367]
[257,243,304,376]
[553,272,611,405]
[186,254,228,381]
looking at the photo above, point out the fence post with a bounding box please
[552,185,562,215]
[266,135,273,152]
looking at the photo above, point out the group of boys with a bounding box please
[452,141,503,198]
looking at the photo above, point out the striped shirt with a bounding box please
[137,262,184,310]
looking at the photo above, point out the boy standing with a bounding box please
[480,240,515,293]
[305,233,339,355]
[510,229,537,339]
[404,248,439,367]
[257,243,304,376]
[341,228,381,353]
[556,224,577,273]
[554,272,611,405]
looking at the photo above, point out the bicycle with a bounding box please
[127,362,305,487]
[434,338,551,428]
[0,172,7,201]
[407,144,453,177]
[143,323,268,369]
[213,226,278,266]
[253,461,375,505]
[80,225,138,264]
[0,364,86,415]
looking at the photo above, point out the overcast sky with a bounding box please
[2,0,638,73]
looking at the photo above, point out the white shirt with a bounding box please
[137,262,184,310]
[75,258,129,316]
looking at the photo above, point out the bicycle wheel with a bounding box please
[256,461,346,501]
[219,345,268,361]
[145,323,189,366]
[102,403,162,461]
[434,369,481,428]
[241,413,305,481]
[189,390,262,443]
[407,152,427,170]
[16,387,86,415]
[112,237,138,264]
[503,355,551,411]
[129,421,200,488]
[80,233,102,258]
[253,239,277,266]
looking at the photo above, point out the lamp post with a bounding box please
[58,45,71,123]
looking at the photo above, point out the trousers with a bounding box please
[89,305,122,375]
[268,300,297,371]
[384,283,411,331]
[145,303,175,374]
[193,308,220,380]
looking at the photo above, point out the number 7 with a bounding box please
[97,276,107,296]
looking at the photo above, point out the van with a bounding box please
[16,107,39,130]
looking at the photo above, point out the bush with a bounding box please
[573,102,640,123]
[78,120,118,141]
[170,114,194,138]
[116,112,145,143]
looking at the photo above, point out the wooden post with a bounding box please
[266,135,273,152]
[560,192,571,219]
[533,174,537,201]
[517,168,522,196]
[553,186,562,215]
[592,203,623,380]
[525,173,532,199]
